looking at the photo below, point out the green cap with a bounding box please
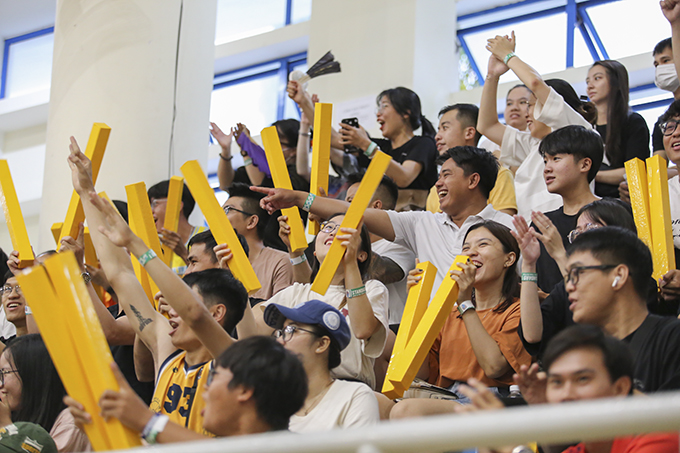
[0,422,57,453]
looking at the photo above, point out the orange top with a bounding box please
[429,299,532,388]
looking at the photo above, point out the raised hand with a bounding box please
[456,377,505,413]
[89,193,137,249]
[59,222,86,269]
[406,259,423,290]
[486,54,510,78]
[210,122,235,149]
[661,0,680,24]
[337,222,364,270]
[660,269,680,301]
[277,215,293,252]
[160,228,188,261]
[339,122,371,149]
[513,363,547,405]
[7,250,21,276]
[486,31,516,61]
[511,215,541,266]
[213,243,233,270]
[64,395,91,430]
[67,136,94,196]
[530,211,565,260]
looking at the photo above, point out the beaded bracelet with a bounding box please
[219,153,233,161]
[302,193,316,212]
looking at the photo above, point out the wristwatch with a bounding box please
[457,300,475,316]
[81,271,92,284]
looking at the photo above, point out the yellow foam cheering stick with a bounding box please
[162,176,185,266]
[0,160,34,268]
[308,103,332,235]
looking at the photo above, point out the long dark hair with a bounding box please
[591,60,630,167]
[5,334,67,432]
[545,79,597,125]
[463,221,520,313]
[377,87,436,138]
[311,213,372,281]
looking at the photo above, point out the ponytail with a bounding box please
[420,114,436,138]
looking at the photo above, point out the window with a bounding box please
[1,28,54,99]
[209,53,306,139]
[215,0,312,45]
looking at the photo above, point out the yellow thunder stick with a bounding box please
[59,123,111,242]
[382,261,436,396]
[383,255,468,399]
[624,158,651,249]
[310,151,391,295]
[308,102,332,235]
[161,176,185,266]
[181,160,261,293]
[647,155,675,279]
[17,252,142,450]
[0,160,34,268]
[261,126,308,252]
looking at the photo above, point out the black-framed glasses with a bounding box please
[565,265,616,286]
[272,325,319,343]
[0,285,20,297]
[661,120,680,136]
[567,223,600,243]
[319,221,340,235]
[0,369,18,386]
[223,205,254,217]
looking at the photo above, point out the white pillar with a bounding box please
[307,0,458,127]
[39,0,216,251]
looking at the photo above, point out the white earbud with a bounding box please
[612,276,620,288]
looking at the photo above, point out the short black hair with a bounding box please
[182,269,248,332]
[6,334,66,432]
[345,174,399,211]
[654,37,672,56]
[659,99,680,125]
[567,227,652,299]
[226,183,269,240]
[272,119,300,149]
[543,325,634,386]
[216,336,307,431]
[147,180,196,218]
[576,198,636,233]
[538,125,604,182]
[438,104,482,144]
[187,230,218,264]
[436,146,499,199]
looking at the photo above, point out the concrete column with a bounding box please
[39,0,216,250]
[307,0,457,128]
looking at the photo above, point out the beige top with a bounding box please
[50,408,91,452]
[250,246,294,300]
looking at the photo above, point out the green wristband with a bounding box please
[302,193,316,212]
[521,272,538,282]
[346,285,367,299]
[138,249,158,267]
[504,51,517,65]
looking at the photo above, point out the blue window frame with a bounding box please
[1,27,54,99]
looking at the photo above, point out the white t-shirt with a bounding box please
[371,239,416,325]
[500,87,596,218]
[669,175,680,250]
[263,281,389,389]
[0,306,16,340]
[289,379,379,433]
[387,205,514,290]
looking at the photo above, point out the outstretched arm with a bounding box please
[662,0,680,87]
[251,186,396,241]
[487,32,551,105]
[68,138,172,366]
[511,215,543,344]
[477,55,510,146]
[211,122,236,191]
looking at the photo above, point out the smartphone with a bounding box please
[341,117,360,154]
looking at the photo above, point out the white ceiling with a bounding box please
[0,0,56,40]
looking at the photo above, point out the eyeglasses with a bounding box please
[223,206,254,217]
[567,223,600,243]
[661,120,680,136]
[565,265,616,286]
[319,221,340,235]
[375,103,391,114]
[272,325,319,343]
[150,199,167,209]
[0,369,18,386]
[0,285,21,297]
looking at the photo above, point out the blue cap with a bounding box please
[264,299,351,351]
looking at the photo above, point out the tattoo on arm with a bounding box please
[130,304,153,331]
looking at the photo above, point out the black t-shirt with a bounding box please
[108,305,154,405]
[624,314,680,393]
[373,136,438,190]
[653,119,664,153]
[531,207,577,294]
[595,112,650,198]
[518,278,664,361]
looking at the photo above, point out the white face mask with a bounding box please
[655,63,680,92]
